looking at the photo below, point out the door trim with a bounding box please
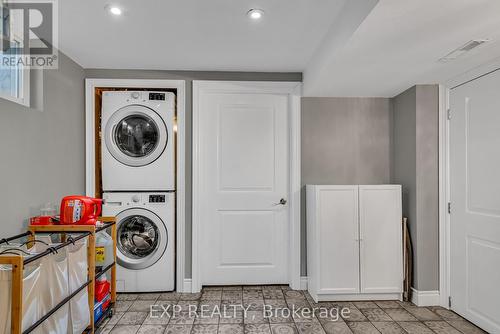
[440,59,500,309]
[439,84,450,308]
[85,78,187,292]
[192,80,302,293]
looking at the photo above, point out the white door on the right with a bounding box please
[450,69,500,333]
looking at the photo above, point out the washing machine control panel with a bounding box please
[149,194,166,203]
[149,92,165,101]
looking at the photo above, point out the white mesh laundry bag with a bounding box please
[33,241,70,334]
[0,246,44,334]
[67,238,90,334]
[0,237,67,334]
[22,264,44,334]
[0,264,12,334]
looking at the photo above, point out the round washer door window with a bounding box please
[116,208,168,270]
[105,105,168,167]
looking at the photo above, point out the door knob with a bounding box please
[274,198,287,206]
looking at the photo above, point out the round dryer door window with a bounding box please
[105,105,168,167]
[115,208,168,270]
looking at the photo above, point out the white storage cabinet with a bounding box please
[306,185,403,302]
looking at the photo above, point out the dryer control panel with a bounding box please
[149,194,166,203]
[149,92,166,101]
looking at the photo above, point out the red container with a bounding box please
[30,216,55,226]
[95,277,111,303]
[60,196,102,225]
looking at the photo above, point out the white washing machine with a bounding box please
[103,192,175,292]
[101,91,175,191]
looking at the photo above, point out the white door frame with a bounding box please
[192,80,302,293]
[84,78,187,292]
[439,57,500,308]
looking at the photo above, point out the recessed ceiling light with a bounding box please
[247,9,264,20]
[106,5,122,16]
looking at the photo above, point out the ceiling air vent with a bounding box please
[439,39,489,62]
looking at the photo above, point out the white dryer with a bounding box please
[101,91,175,191]
[103,192,175,292]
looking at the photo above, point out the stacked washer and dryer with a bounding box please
[101,91,176,292]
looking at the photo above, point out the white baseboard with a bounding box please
[181,279,192,293]
[300,276,308,290]
[183,278,307,292]
[411,288,440,306]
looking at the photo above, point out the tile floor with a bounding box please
[98,285,486,334]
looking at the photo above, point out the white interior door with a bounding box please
[450,69,500,333]
[196,82,289,285]
[359,185,402,294]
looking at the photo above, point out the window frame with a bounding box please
[0,2,30,107]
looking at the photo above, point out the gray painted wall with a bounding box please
[391,85,439,291]
[301,97,392,275]
[1,59,438,288]
[85,69,302,278]
[391,87,418,285]
[0,52,86,237]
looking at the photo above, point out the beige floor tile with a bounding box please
[360,308,392,322]
[446,319,488,334]
[295,322,326,334]
[192,324,219,334]
[219,324,244,334]
[384,308,418,322]
[270,323,299,334]
[115,301,133,312]
[245,310,270,324]
[129,300,156,312]
[137,324,166,334]
[164,324,193,334]
[371,321,405,334]
[109,325,141,334]
[346,322,379,334]
[340,308,366,322]
[405,307,442,321]
[352,301,378,309]
[117,312,148,325]
[424,321,462,334]
[397,321,434,334]
[427,307,462,320]
[245,324,272,334]
[137,293,161,301]
[117,294,138,301]
[375,301,401,309]
[321,321,353,334]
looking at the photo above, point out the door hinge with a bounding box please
[448,296,452,307]
[448,202,452,214]
[447,109,452,120]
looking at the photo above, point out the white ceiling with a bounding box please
[303,0,500,97]
[59,0,346,72]
[59,0,500,97]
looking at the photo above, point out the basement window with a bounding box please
[0,3,30,107]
